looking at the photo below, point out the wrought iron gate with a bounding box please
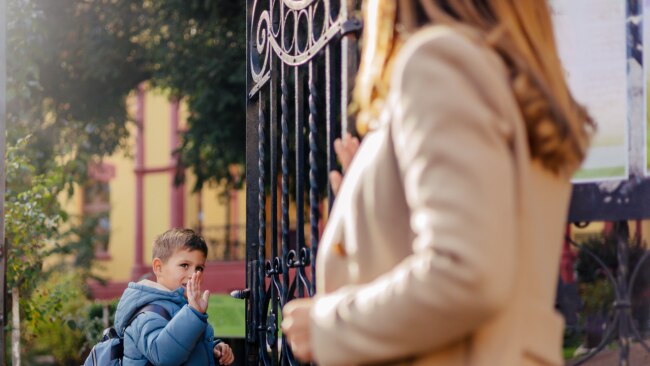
[244,0,361,364]
[244,1,650,365]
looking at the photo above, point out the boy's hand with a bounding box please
[213,342,235,365]
[187,271,210,313]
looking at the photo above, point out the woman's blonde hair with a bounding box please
[353,0,594,176]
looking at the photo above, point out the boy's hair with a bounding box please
[153,228,208,262]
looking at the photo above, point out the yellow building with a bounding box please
[68,84,246,299]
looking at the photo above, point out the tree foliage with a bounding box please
[10,0,246,189]
[141,1,247,191]
[5,1,151,357]
[8,0,150,177]
[7,0,248,287]
[5,137,65,292]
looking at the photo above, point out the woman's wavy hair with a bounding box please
[353,0,594,176]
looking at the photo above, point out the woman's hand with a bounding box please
[187,271,210,313]
[330,132,360,195]
[282,298,315,362]
[213,342,235,365]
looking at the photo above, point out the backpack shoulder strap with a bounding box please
[126,303,172,328]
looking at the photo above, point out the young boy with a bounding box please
[114,228,235,365]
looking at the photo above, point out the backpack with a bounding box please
[84,304,172,366]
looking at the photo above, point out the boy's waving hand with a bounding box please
[187,271,210,313]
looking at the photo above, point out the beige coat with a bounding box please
[310,25,570,366]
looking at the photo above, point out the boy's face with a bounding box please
[153,247,206,297]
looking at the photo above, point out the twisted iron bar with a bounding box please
[257,93,272,366]
[308,61,319,295]
[279,63,300,364]
[281,62,291,306]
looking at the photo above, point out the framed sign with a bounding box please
[552,0,649,221]
[553,0,628,182]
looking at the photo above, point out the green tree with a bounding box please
[12,0,247,191]
[8,0,150,178]
[140,1,247,191]
[6,0,150,361]
[5,137,66,364]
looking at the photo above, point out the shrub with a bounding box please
[24,271,90,365]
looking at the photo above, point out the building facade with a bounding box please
[71,84,246,299]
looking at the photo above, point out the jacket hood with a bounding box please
[114,280,187,333]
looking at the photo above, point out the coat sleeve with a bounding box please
[310,29,518,365]
[129,305,208,366]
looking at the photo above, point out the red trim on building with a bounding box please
[131,83,150,281]
[134,165,175,174]
[170,98,185,228]
[197,191,204,234]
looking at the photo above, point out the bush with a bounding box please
[82,299,119,349]
[24,271,90,365]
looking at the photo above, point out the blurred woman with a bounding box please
[283,1,593,365]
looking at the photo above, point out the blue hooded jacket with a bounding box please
[114,280,218,366]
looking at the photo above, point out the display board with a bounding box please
[552,0,628,182]
[554,0,650,221]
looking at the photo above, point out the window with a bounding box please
[84,163,115,259]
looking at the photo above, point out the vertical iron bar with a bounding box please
[244,82,261,364]
[244,0,259,363]
[277,5,290,365]
[269,53,280,364]
[0,0,6,362]
[615,221,630,366]
[278,0,288,300]
[308,61,319,295]
[280,62,294,366]
[280,62,290,304]
[281,61,290,305]
[325,41,339,213]
[340,0,359,134]
[279,2,290,361]
[257,90,270,365]
[295,66,305,298]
